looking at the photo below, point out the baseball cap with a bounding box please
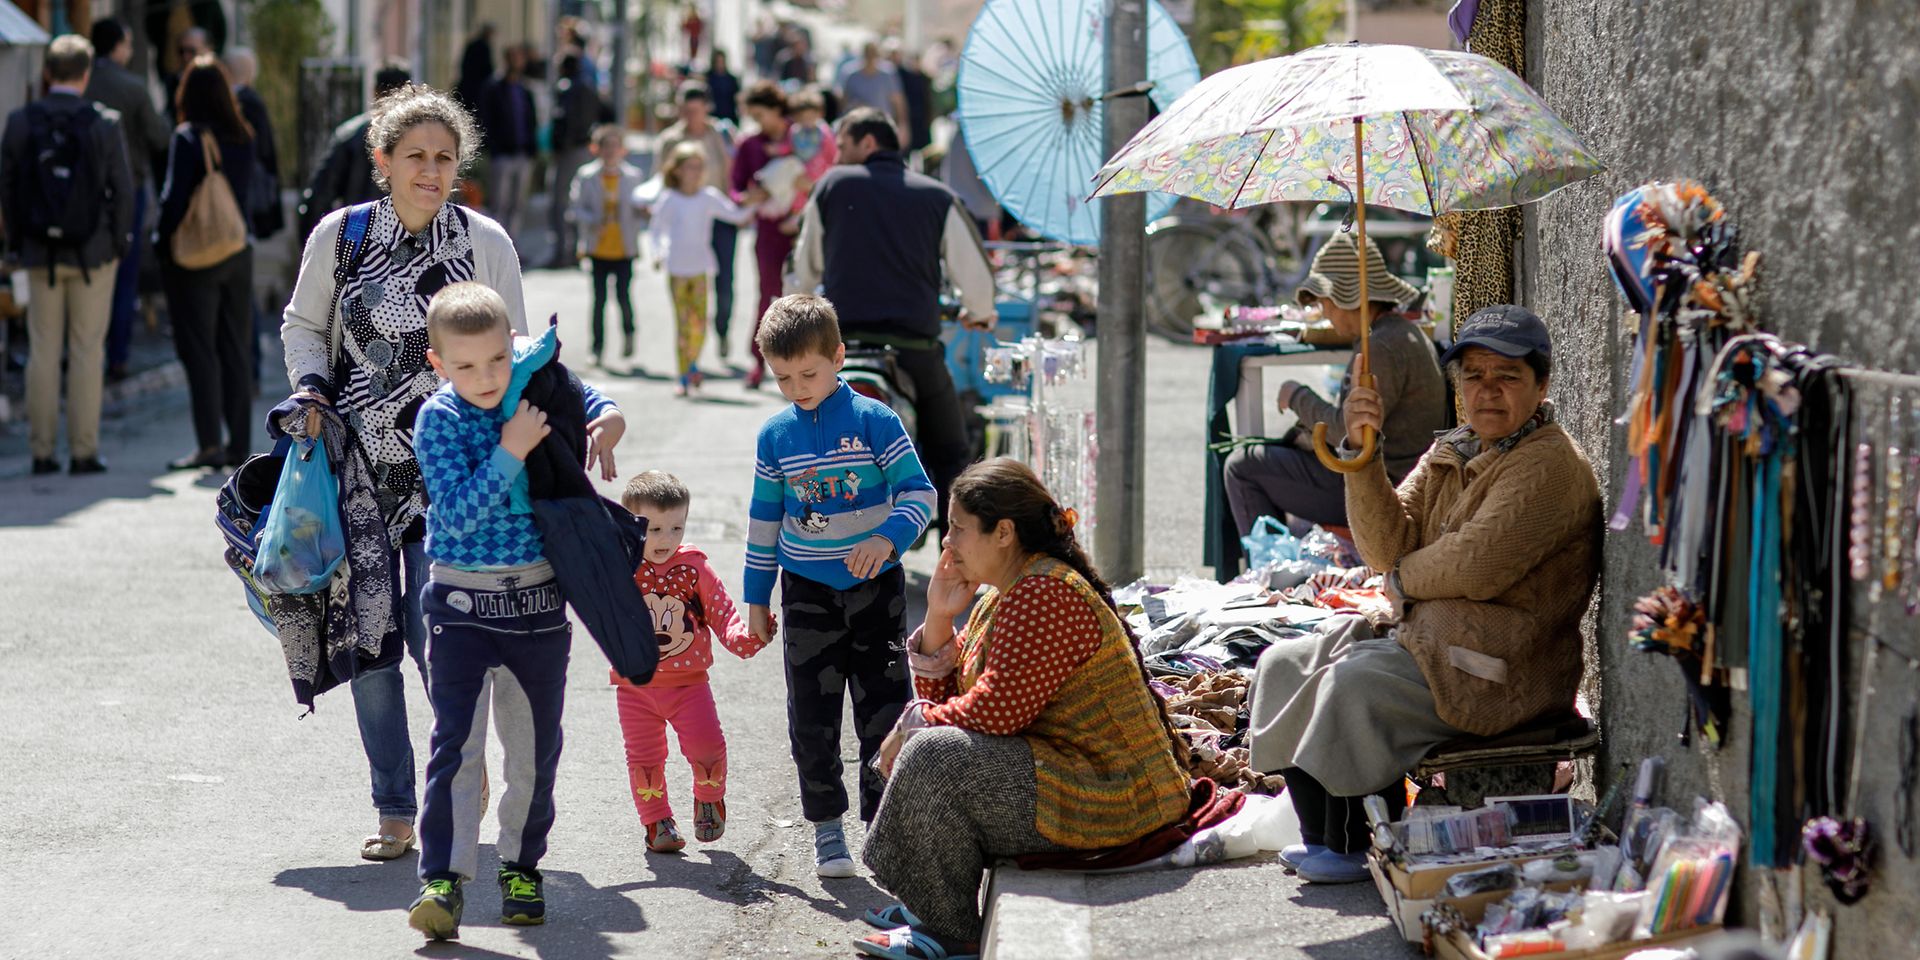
[1439,305,1552,366]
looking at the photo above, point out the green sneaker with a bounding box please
[498,866,546,925]
[407,878,463,940]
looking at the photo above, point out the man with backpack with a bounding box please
[0,34,136,476]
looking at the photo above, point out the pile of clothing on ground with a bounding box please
[1119,520,1397,797]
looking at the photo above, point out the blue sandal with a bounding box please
[852,926,978,960]
[861,903,924,930]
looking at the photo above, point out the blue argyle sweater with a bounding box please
[415,350,614,569]
[744,380,935,604]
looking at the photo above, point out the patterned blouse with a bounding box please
[281,198,528,542]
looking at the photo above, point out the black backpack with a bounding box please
[18,102,106,281]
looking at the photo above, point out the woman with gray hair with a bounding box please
[274,84,620,861]
[1248,305,1601,884]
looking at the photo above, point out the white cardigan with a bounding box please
[279,201,529,389]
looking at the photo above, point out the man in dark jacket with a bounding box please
[0,34,136,476]
[297,63,412,239]
[544,53,603,269]
[886,43,934,155]
[787,108,996,533]
[225,48,284,239]
[481,45,539,247]
[85,18,171,381]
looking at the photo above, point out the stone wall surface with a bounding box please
[1526,0,1920,951]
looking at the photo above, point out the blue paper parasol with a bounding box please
[957,0,1199,246]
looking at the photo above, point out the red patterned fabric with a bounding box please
[919,576,1103,734]
[611,544,765,688]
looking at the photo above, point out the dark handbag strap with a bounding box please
[325,201,379,376]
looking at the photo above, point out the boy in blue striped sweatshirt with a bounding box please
[744,294,935,878]
[404,283,625,940]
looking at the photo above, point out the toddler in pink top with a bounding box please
[615,471,771,853]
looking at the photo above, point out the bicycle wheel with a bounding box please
[1144,222,1275,342]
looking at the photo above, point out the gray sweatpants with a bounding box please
[1223,441,1349,536]
[862,727,1066,943]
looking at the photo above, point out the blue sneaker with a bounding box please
[1278,842,1328,870]
[1294,849,1371,884]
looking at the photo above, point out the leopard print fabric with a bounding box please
[1445,0,1526,333]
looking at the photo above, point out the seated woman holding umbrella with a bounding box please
[854,459,1192,960]
[1248,306,1603,883]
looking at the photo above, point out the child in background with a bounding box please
[743,294,934,878]
[648,142,754,395]
[614,470,769,853]
[569,124,650,365]
[777,87,837,236]
[407,282,626,940]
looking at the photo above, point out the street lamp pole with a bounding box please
[1095,0,1148,582]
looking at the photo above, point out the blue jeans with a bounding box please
[350,540,430,822]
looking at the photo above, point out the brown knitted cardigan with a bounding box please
[1345,422,1603,736]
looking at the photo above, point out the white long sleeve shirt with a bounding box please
[646,186,753,278]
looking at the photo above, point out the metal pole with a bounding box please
[610,0,629,126]
[1094,0,1148,582]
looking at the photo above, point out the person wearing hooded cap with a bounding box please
[1246,304,1603,885]
[1222,233,1447,537]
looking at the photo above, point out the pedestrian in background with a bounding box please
[157,54,257,471]
[569,124,648,364]
[613,471,767,853]
[775,32,815,87]
[481,45,539,248]
[456,23,495,112]
[85,18,170,383]
[0,33,135,476]
[648,142,751,395]
[160,26,209,122]
[224,48,284,240]
[728,81,798,389]
[888,42,934,155]
[546,52,603,269]
[705,49,740,126]
[298,62,413,239]
[838,42,908,139]
[657,82,739,361]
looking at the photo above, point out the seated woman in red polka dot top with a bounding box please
[852,459,1191,959]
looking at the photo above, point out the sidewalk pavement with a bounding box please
[981,806,1416,960]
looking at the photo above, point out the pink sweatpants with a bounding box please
[615,682,728,823]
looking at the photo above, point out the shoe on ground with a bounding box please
[717,338,730,360]
[815,819,857,878]
[168,448,225,471]
[30,457,60,475]
[694,800,726,843]
[1278,842,1327,871]
[1294,849,1370,884]
[745,367,764,390]
[69,456,107,475]
[407,878,463,940]
[622,332,635,358]
[646,818,686,853]
[497,866,546,925]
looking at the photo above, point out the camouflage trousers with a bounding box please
[780,567,911,823]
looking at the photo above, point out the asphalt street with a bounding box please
[0,250,1239,959]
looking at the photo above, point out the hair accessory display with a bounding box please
[1885,399,1905,593]
[1801,816,1873,904]
[1851,441,1875,582]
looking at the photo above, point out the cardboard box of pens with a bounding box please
[1367,766,1737,958]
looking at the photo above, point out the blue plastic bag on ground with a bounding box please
[253,437,346,595]
[1240,515,1305,570]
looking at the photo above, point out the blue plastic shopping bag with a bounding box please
[1239,515,1305,570]
[253,436,346,594]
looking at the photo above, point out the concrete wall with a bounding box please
[1525,0,1920,951]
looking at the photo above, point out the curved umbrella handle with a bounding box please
[1311,421,1376,473]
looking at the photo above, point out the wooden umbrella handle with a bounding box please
[1312,117,1376,475]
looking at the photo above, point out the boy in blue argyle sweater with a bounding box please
[743,294,935,878]
[404,283,625,940]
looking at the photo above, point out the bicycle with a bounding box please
[1143,205,1290,341]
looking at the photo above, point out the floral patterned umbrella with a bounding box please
[1089,42,1601,471]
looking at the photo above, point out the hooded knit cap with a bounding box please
[1294,231,1422,310]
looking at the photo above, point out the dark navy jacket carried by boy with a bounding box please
[414,322,660,683]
